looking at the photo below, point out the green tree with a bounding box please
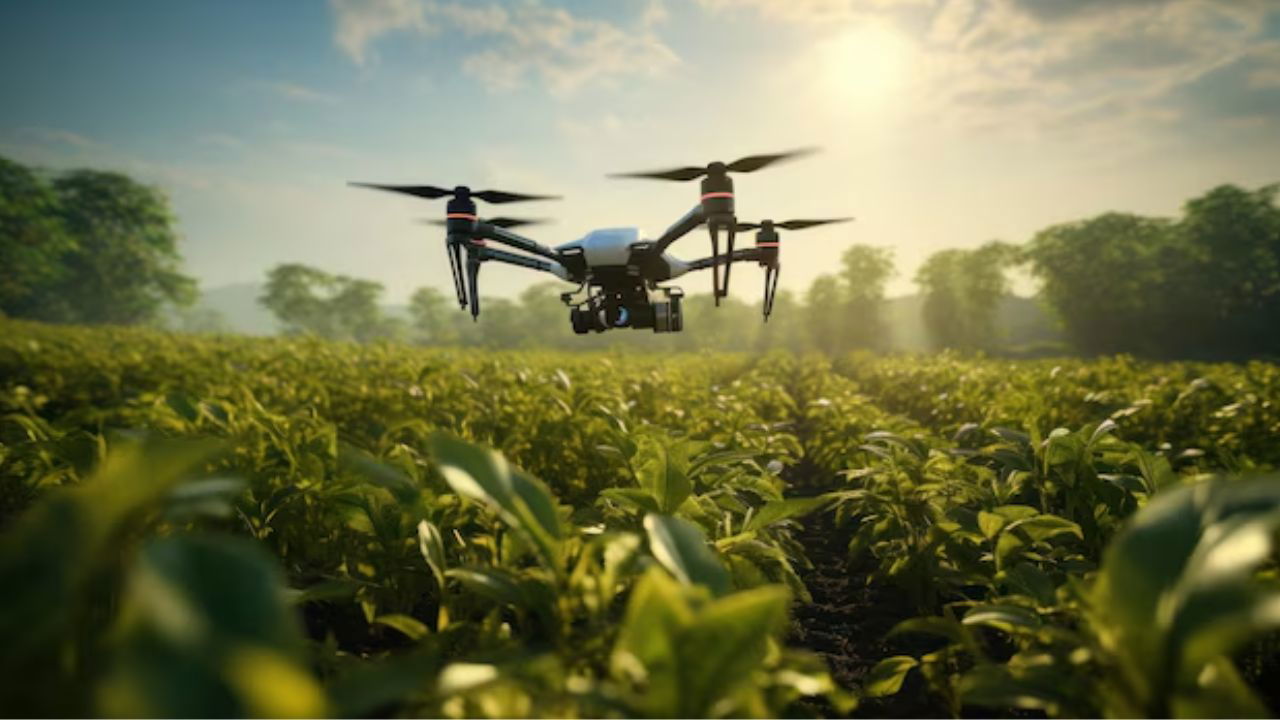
[1174,183,1280,357]
[838,244,895,351]
[804,275,845,355]
[1024,213,1177,356]
[51,169,197,324]
[408,287,460,345]
[259,263,394,342]
[0,157,75,320]
[0,157,196,325]
[915,241,1015,350]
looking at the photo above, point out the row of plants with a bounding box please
[804,351,1280,717]
[3,319,1279,717]
[0,319,842,717]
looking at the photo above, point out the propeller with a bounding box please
[418,217,549,230]
[350,183,560,204]
[607,148,818,181]
[735,217,853,231]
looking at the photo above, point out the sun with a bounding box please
[815,22,914,110]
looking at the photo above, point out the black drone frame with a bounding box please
[351,149,849,331]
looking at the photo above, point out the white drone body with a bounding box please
[551,227,691,281]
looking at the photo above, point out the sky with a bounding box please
[2,0,1279,302]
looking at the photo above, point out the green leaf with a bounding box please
[286,578,363,605]
[0,438,221,667]
[864,656,918,697]
[99,535,325,718]
[992,504,1040,522]
[417,520,448,589]
[959,664,1078,715]
[677,584,790,716]
[889,616,971,647]
[1006,514,1083,543]
[745,495,833,532]
[1003,563,1056,607]
[977,510,1006,540]
[1087,418,1118,448]
[644,514,730,596]
[163,477,246,521]
[962,604,1042,633]
[340,446,420,505]
[374,614,430,641]
[600,487,662,514]
[429,432,562,570]
[445,567,528,609]
[633,435,693,514]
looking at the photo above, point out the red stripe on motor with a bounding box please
[447,213,478,220]
[469,238,486,245]
[757,242,780,247]
[700,192,733,201]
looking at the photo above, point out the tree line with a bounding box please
[3,153,1277,359]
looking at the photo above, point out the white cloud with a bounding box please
[443,1,679,95]
[724,0,1278,136]
[695,0,929,24]
[330,0,431,66]
[642,0,670,29]
[328,0,679,95]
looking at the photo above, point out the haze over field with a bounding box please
[2,0,1279,302]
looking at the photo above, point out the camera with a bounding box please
[651,288,683,333]
[568,286,684,334]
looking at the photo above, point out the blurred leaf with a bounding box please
[644,513,730,596]
[375,613,430,641]
[963,604,1042,633]
[864,656,918,697]
[745,495,832,532]
[417,519,448,589]
[429,432,562,570]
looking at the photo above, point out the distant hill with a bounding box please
[193,282,276,335]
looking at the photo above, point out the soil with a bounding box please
[785,460,952,718]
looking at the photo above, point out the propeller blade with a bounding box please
[418,217,548,229]
[607,166,707,182]
[775,217,853,230]
[725,147,817,173]
[350,182,452,199]
[472,189,561,204]
[486,216,547,229]
[732,222,763,231]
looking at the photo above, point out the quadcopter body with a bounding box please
[352,150,849,334]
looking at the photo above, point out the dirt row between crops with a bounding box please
[785,460,951,719]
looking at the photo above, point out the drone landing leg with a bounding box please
[763,265,780,321]
[721,224,737,300]
[710,228,721,307]
[448,240,468,308]
[466,253,482,320]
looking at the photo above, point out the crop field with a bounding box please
[2,317,1280,718]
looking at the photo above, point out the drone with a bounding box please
[351,149,850,334]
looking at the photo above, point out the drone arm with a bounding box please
[672,247,765,277]
[652,204,706,254]
[472,244,571,280]
[474,223,561,262]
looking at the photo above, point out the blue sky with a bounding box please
[3,0,1279,302]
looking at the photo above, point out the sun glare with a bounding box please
[816,22,913,110]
